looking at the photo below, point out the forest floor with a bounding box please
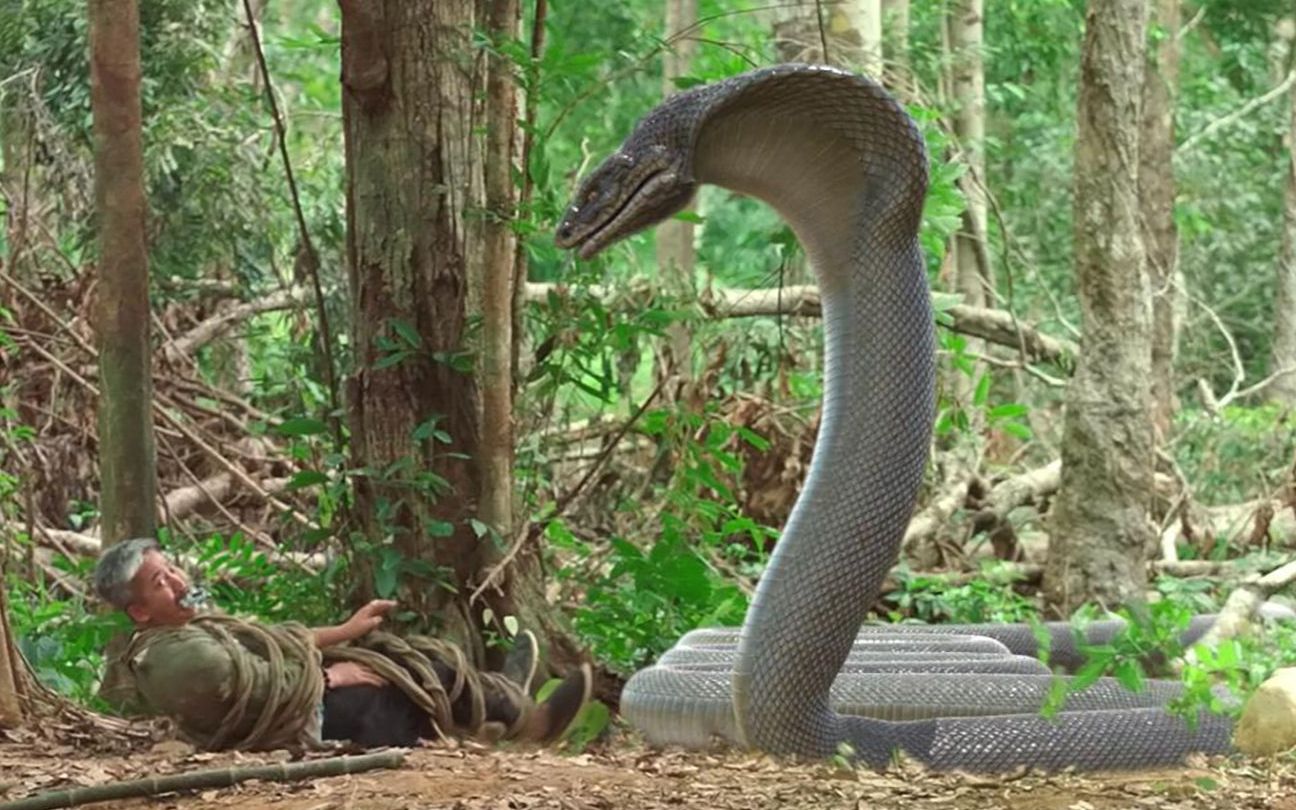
[4,725,1296,810]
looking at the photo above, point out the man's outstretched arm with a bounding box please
[312,599,396,648]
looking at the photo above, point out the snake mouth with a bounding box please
[571,170,672,260]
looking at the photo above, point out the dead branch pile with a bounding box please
[0,266,319,564]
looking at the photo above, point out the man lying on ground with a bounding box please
[93,537,592,752]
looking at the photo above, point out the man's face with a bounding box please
[125,550,196,627]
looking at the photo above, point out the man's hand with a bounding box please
[344,599,396,637]
[325,661,386,689]
[312,599,397,648]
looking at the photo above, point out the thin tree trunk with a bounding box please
[1140,0,1182,436]
[948,0,989,314]
[654,0,698,402]
[1044,0,1152,616]
[91,0,158,546]
[1272,16,1296,405]
[946,0,990,446]
[1,92,38,276]
[0,582,23,728]
[477,0,520,539]
[859,0,883,77]
[882,0,911,92]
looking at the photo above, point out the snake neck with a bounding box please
[686,68,937,754]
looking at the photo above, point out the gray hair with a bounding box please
[93,537,160,609]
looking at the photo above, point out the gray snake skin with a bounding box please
[555,65,1232,771]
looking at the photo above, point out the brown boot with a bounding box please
[515,663,593,744]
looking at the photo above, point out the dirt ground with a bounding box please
[3,725,1296,810]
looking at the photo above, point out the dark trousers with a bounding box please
[321,657,526,747]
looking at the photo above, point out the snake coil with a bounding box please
[555,65,1233,772]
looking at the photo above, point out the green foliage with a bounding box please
[885,562,1038,624]
[6,549,132,708]
[1172,404,1296,506]
[189,531,344,626]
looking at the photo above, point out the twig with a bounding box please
[1179,69,1296,155]
[0,269,97,356]
[240,0,341,449]
[0,750,406,810]
[152,392,313,530]
[1186,289,1246,410]
[154,431,277,550]
[1177,3,1206,41]
[470,375,669,603]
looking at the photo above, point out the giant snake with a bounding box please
[555,65,1235,772]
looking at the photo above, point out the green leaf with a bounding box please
[1113,659,1145,693]
[469,518,493,539]
[987,403,1029,420]
[1000,422,1034,440]
[390,318,422,349]
[1071,653,1111,692]
[427,520,455,538]
[276,417,328,437]
[973,373,991,406]
[375,549,402,598]
[288,470,330,489]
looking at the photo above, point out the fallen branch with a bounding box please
[1187,557,1296,659]
[970,460,1062,534]
[524,282,1078,367]
[164,287,304,362]
[902,472,974,568]
[0,750,406,810]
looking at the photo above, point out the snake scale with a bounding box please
[555,64,1233,772]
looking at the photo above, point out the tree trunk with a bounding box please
[340,0,534,659]
[1272,18,1296,405]
[770,0,874,70]
[1,91,38,276]
[477,0,520,539]
[882,0,911,92]
[654,0,698,402]
[1044,0,1152,616]
[858,0,883,77]
[0,583,24,728]
[1140,0,1182,436]
[946,0,990,428]
[91,0,158,546]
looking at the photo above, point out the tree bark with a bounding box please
[1272,18,1296,405]
[1,90,38,277]
[341,0,486,650]
[1044,0,1152,616]
[0,581,23,728]
[882,0,911,92]
[1140,0,1182,435]
[769,0,875,71]
[90,0,158,546]
[477,0,520,540]
[947,0,990,422]
[654,0,699,402]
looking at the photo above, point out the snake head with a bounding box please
[555,143,696,260]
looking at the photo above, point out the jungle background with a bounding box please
[2,0,1296,807]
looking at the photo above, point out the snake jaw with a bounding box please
[556,143,695,259]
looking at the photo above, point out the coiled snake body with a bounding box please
[555,65,1232,772]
